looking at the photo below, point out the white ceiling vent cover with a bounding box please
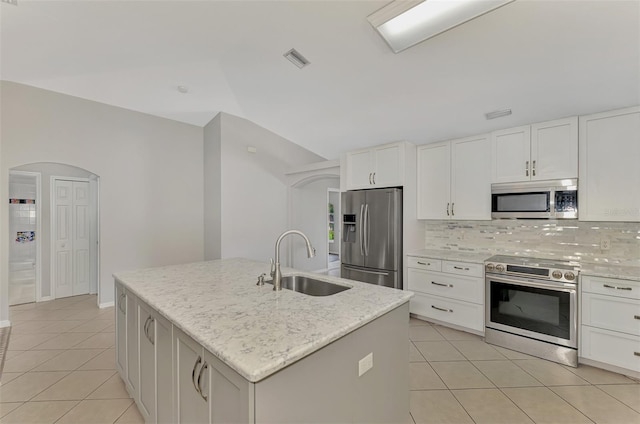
[284,49,310,69]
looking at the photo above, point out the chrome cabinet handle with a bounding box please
[532,160,536,176]
[372,172,376,185]
[451,202,454,216]
[431,305,453,313]
[118,293,126,314]
[446,203,450,216]
[525,161,529,177]
[431,281,453,288]
[197,361,208,401]
[453,266,470,271]
[368,173,372,185]
[143,316,150,341]
[146,317,155,345]
[603,284,632,291]
[192,356,202,395]
[417,261,430,266]
[635,352,640,357]
[635,315,640,320]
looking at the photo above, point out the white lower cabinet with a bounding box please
[174,328,210,423]
[115,282,127,376]
[125,289,139,398]
[138,301,173,423]
[580,275,640,376]
[407,257,484,333]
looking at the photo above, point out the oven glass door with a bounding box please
[486,277,576,348]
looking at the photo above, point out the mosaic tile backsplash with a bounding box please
[424,220,640,266]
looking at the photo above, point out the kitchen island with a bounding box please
[114,258,412,424]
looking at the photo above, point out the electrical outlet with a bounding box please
[358,352,373,377]
[600,237,611,251]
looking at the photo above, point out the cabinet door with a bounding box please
[174,329,209,424]
[579,106,640,222]
[417,142,450,219]
[156,315,173,424]
[491,126,531,183]
[115,282,127,376]
[205,351,253,424]
[138,303,155,422]
[531,117,578,180]
[450,134,491,220]
[373,143,403,187]
[345,149,373,189]
[125,291,139,398]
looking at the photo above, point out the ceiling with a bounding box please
[1,1,639,160]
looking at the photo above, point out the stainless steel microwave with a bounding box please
[491,179,578,219]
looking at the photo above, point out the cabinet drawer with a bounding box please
[582,293,640,336]
[442,261,483,278]
[582,275,640,300]
[410,292,484,332]
[407,256,441,272]
[408,269,483,304]
[581,326,640,373]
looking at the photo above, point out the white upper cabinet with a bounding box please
[492,117,578,183]
[344,142,405,190]
[579,106,640,222]
[417,134,491,220]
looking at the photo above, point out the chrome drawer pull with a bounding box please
[417,261,430,266]
[431,281,453,288]
[603,284,632,291]
[431,305,453,313]
[453,266,470,271]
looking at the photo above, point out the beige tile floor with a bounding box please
[2,295,639,424]
[408,317,640,424]
[0,295,143,424]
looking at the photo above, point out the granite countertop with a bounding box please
[580,263,640,282]
[407,248,491,264]
[113,258,412,383]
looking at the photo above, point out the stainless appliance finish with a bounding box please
[485,255,580,367]
[491,178,578,219]
[341,188,402,289]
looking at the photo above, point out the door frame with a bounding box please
[327,188,341,270]
[8,170,43,303]
[50,176,99,301]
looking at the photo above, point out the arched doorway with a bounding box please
[9,162,100,306]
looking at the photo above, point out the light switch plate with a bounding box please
[358,352,373,377]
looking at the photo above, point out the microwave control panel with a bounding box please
[555,190,577,213]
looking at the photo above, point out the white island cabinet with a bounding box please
[114,258,412,424]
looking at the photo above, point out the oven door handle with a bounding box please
[487,277,576,293]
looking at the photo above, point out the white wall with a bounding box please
[203,112,325,264]
[290,177,339,271]
[1,81,204,322]
[203,114,222,260]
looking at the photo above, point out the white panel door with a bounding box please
[531,117,578,180]
[73,181,91,295]
[417,142,450,219]
[54,180,73,298]
[451,134,491,220]
[491,126,531,183]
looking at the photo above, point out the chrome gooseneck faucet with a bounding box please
[271,230,316,291]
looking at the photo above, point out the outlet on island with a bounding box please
[358,352,373,377]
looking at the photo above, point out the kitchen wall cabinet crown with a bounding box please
[417,134,491,220]
[491,117,578,183]
[579,106,640,222]
[342,141,407,190]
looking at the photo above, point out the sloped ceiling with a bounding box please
[1,1,639,159]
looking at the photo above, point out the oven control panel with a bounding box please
[485,259,578,283]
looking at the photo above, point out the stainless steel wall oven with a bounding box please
[484,255,580,367]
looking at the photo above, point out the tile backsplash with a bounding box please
[424,220,640,266]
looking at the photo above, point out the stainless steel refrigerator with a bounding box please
[341,188,402,289]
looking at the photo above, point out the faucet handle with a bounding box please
[270,258,275,278]
[256,273,266,286]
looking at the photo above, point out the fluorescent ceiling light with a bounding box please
[368,0,514,53]
[284,48,310,69]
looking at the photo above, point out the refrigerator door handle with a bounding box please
[359,204,365,256]
[343,265,389,276]
[364,203,370,256]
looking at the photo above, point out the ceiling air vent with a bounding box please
[485,109,512,120]
[283,49,310,69]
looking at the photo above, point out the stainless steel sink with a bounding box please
[267,275,350,296]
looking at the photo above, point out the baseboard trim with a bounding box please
[99,301,114,309]
[37,296,53,303]
[0,320,11,328]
